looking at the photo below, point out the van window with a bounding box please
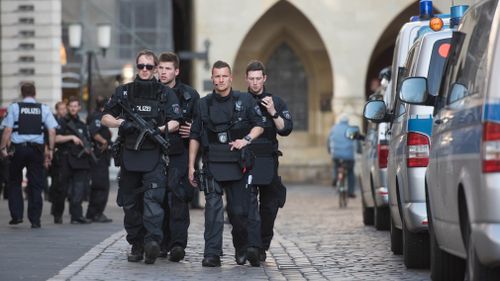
[427,38,451,96]
[444,0,498,105]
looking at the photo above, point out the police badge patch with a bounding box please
[95,119,101,128]
[218,132,228,143]
[235,100,243,111]
[282,110,291,120]
[172,104,180,114]
[254,105,263,116]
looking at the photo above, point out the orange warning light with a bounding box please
[429,17,444,31]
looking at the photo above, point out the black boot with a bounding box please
[202,255,221,267]
[144,241,160,264]
[247,247,261,267]
[127,244,144,262]
[235,249,246,265]
[259,249,267,262]
[169,246,185,262]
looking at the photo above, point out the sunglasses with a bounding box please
[137,64,155,70]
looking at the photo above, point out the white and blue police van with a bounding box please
[398,0,500,280]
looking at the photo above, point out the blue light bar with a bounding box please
[420,0,433,20]
[450,5,469,28]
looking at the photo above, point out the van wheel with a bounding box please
[362,198,374,226]
[374,204,390,230]
[402,217,430,268]
[390,217,403,255]
[464,214,500,280]
[426,185,465,280]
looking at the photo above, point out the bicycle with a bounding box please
[336,160,348,208]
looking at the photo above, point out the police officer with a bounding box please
[101,49,181,265]
[85,96,113,223]
[49,101,67,221]
[52,96,93,224]
[188,60,264,267]
[245,60,293,261]
[0,82,57,228]
[157,52,200,261]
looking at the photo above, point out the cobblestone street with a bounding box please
[46,184,430,281]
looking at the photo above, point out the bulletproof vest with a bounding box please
[200,92,251,182]
[174,83,194,121]
[201,92,249,146]
[16,102,42,135]
[168,82,194,155]
[122,80,166,151]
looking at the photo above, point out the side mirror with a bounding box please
[345,126,360,140]
[399,77,429,104]
[363,100,389,123]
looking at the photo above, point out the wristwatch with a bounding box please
[243,135,253,144]
[272,112,280,119]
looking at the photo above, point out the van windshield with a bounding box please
[427,38,451,96]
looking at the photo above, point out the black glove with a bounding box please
[119,120,137,135]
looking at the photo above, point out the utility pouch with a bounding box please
[207,144,242,181]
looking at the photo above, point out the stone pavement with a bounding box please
[48,185,430,281]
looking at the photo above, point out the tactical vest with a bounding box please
[16,102,42,135]
[200,92,251,182]
[168,83,194,155]
[120,80,167,172]
[249,96,279,185]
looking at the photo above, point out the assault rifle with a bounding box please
[117,100,170,153]
[66,121,98,163]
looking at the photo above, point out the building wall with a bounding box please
[0,0,61,107]
[191,0,471,182]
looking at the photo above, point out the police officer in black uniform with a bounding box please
[0,82,57,228]
[188,60,264,267]
[101,50,181,265]
[49,101,67,222]
[157,52,200,261]
[52,96,93,224]
[85,96,113,223]
[245,60,293,261]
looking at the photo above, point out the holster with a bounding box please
[195,169,222,195]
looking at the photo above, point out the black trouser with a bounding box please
[8,143,44,224]
[86,155,110,219]
[258,175,286,250]
[0,157,10,199]
[51,154,90,220]
[161,153,191,251]
[203,174,261,257]
[118,161,166,246]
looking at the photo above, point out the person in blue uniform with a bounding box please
[0,82,57,228]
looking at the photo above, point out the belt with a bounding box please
[14,142,43,147]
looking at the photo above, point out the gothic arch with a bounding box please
[233,0,333,147]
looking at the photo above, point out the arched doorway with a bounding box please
[365,1,442,99]
[233,1,333,182]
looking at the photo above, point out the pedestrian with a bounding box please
[245,60,293,262]
[52,96,93,224]
[85,96,113,223]
[188,60,264,267]
[157,51,200,262]
[101,49,181,265]
[328,115,356,198]
[0,82,57,228]
[49,101,67,218]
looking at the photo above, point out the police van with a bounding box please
[365,21,455,269]
[398,0,500,279]
[359,77,391,230]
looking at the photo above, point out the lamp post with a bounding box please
[68,23,111,113]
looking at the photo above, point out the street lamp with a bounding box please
[68,22,111,113]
